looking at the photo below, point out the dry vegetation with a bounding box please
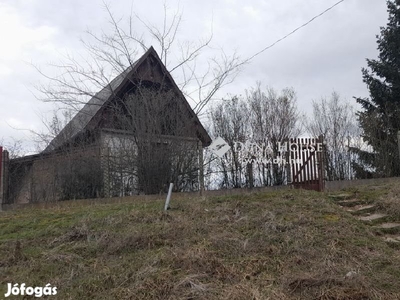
[1,183,400,299]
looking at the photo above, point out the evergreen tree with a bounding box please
[353,0,400,178]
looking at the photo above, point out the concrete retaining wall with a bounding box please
[3,177,400,211]
[325,177,400,191]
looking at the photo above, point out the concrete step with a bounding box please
[383,235,400,249]
[337,199,365,207]
[373,223,400,234]
[329,193,352,201]
[346,205,376,215]
[383,236,400,243]
[356,213,388,223]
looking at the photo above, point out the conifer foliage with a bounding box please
[353,0,400,177]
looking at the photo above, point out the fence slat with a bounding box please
[290,137,324,191]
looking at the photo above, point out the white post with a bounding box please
[164,183,173,211]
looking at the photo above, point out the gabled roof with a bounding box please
[44,47,211,152]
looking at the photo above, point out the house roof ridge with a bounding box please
[43,46,211,153]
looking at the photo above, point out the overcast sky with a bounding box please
[0,0,389,152]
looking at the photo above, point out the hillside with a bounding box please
[2,182,400,299]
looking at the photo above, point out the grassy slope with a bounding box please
[1,184,400,299]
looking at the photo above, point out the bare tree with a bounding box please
[0,138,24,159]
[23,2,244,198]
[207,84,301,189]
[208,96,250,188]
[33,2,242,119]
[29,110,74,152]
[306,92,359,180]
[247,84,301,185]
[103,85,201,195]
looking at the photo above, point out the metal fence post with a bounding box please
[164,183,173,211]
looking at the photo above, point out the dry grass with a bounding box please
[1,184,400,299]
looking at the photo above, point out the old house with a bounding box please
[2,47,211,205]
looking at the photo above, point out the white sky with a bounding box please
[0,0,389,152]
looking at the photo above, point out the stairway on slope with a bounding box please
[329,193,400,247]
